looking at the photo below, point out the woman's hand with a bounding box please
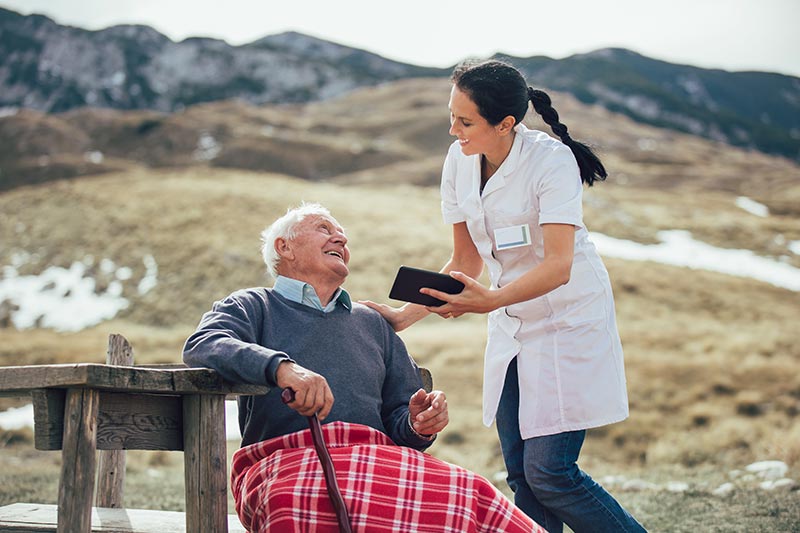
[422,271,501,318]
[359,300,428,332]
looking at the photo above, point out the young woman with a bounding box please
[364,59,646,532]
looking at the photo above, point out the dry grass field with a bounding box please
[1,78,798,531]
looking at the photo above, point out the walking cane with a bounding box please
[281,388,353,533]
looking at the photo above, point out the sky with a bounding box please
[1,0,799,77]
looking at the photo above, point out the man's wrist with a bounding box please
[267,356,293,387]
[408,413,435,441]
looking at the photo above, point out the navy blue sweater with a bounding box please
[183,288,433,450]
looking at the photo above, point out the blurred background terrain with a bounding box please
[0,6,799,532]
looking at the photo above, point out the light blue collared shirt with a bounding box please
[273,276,352,313]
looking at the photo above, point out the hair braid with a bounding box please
[528,87,607,186]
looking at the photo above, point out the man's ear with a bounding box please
[275,237,294,261]
[497,115,516,136]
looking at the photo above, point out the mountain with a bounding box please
[506,49,800,160]
[0,7,444,113]
[0,7,798,160]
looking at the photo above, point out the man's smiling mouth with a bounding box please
[325,251,343,259]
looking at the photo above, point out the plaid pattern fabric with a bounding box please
[231,421,545,533]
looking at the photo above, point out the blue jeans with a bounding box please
[496,358,647,533]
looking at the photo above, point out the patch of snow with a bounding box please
[116,267,133,280]
[193,132,221,161]
[0,404,34,431]
[0,261,129,331]
[0,107,19,118]
[621,479,657,491]
[137,255,158,295]
[735,196,769,217]
[789,241,800,255]
[110,71,126,86]
[759,478,796,491]
[492,471,507,483]
[590,230,800,291]
[637,138,657,151]
[599,475,627,487]
[100,258,116,274]
[712,482,735,497]
[745,460,788,480]
[226,401,241,440]
[10,251,30,268]
[84,151,104,164]
[0,254,159,332]
[665,481,690,493]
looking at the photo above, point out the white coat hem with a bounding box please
[483,411,630,439]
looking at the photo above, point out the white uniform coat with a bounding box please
[441,124,629,439]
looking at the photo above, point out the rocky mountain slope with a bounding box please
[0,7,442,113]
[507,48,800,160]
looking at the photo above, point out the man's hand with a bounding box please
[408,388,448,436]
[275,361,334,420]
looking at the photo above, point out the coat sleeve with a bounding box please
[182,289,293,386]
[377,317,437,451]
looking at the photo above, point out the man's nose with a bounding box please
[332,231,347,244]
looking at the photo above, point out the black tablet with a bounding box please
[389,266,465,307]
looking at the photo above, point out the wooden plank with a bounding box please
[96,335,135,509]
[419,367,433,393]
[0,365,267,396]
[31,389,65,451]
[31,390,184,452]
[0,503,247,532]
[170,368,268,396]
[58,388,99,533]
[183,395,228,533]
[95,392,183,451]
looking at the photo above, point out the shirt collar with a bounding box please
[273,275,352,312]
[479,124,526,198]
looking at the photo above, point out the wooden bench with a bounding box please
[0,334,269,533]
[0,335,434,533]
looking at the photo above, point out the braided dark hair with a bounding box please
[451,59,607,186]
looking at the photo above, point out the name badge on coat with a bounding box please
[494,224,531,250]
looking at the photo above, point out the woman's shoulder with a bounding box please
[517,125,575,164]
[517,124,565,149]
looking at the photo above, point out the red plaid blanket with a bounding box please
[231,421,544,533]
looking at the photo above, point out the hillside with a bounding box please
[1,6,798,161]
[3,77,800,216]
[0,77,799,530]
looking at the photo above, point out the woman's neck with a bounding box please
[481,132,515,182]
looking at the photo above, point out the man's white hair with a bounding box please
[260,202,335,279]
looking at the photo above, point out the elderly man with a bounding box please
[183,203,544,533]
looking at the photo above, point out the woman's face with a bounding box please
[448,85,502,157]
